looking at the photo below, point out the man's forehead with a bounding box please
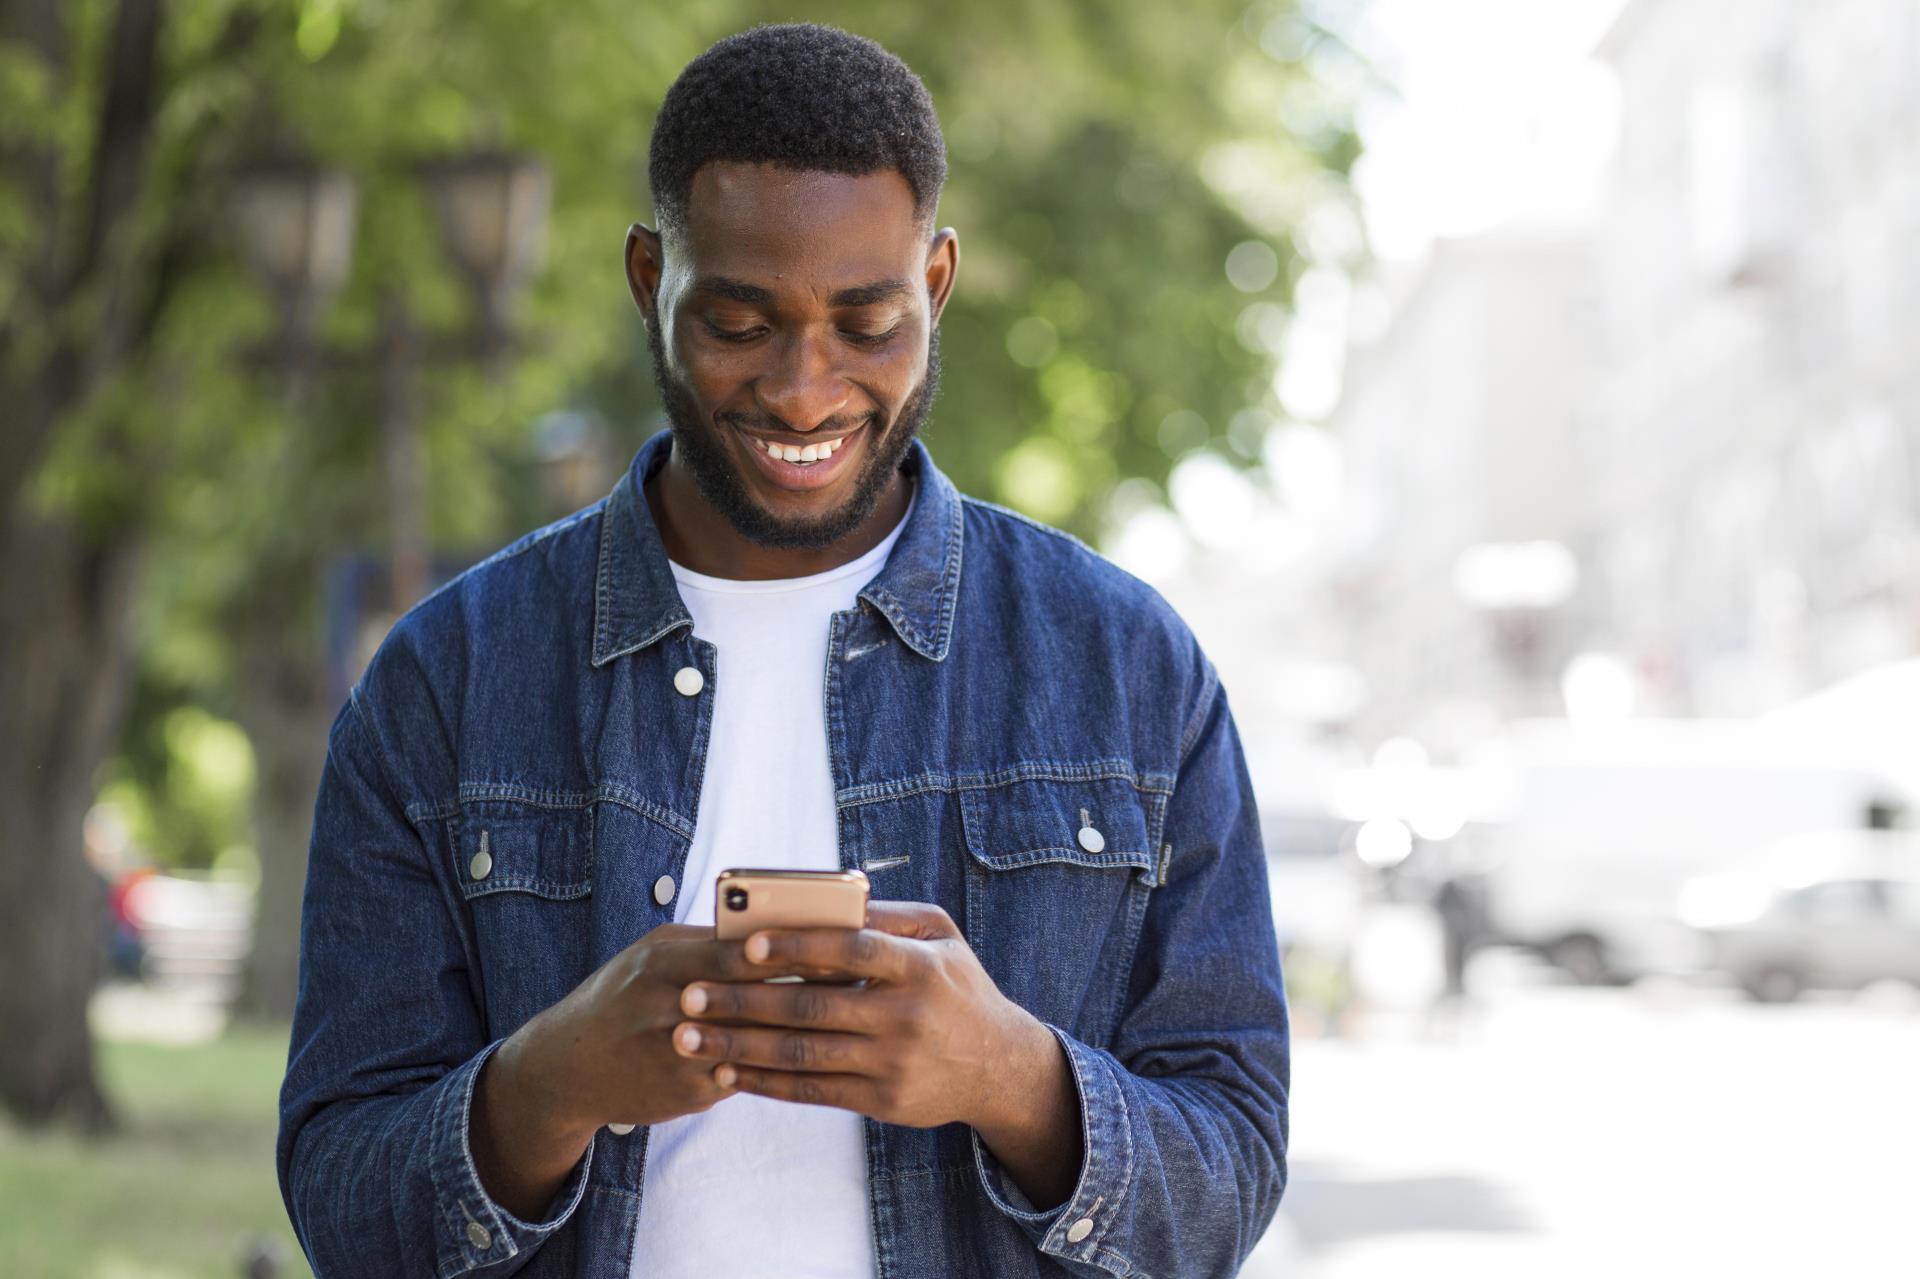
[678,161,923,285]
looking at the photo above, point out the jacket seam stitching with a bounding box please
[959,493,1097,554]
[1103,789,1165,1036]
[935,477,965,656]
[408,787,692,840]
[347,688,417,822]
[1174,661,1221,768]
[837,763,1176,808]
[1101,1054,1138,1269]
[425,501,605,622]
[592,496,617,664]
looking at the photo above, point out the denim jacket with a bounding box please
[277,428,1290,1278]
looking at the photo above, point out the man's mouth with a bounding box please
[731,421,869,492]
[748,432,853,466]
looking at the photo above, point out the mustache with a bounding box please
[714,407,883,436]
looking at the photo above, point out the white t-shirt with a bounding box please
[630,489,913,1279]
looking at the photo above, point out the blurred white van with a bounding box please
[1465,716,1911,983]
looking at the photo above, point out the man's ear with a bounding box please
[924,227,959,325]
[625,223,665,325]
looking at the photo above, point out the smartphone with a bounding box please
[713,867,870,940]
[714,868,872,985]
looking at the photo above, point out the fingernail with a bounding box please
[746,934,770,962]
[683,984,708,1014]
[677,1025,702,1053]
[715,1064,737,1088]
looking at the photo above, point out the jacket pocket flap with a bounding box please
[959,775,1158,881]
[452,802,593,901]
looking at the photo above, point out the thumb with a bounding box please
[865,900,961,941]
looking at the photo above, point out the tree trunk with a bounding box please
[230,595,334,1024]
[0,513,142,1132]
[0,0,161,1132]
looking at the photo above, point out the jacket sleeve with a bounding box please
[972,663,1291,1277]
[276,691,593,1277]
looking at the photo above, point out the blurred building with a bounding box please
[1331,235,1594,752]
[1328,0,1920,751]
[1585,0,1920,715]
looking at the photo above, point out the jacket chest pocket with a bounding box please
[450,801,595,1035]
[958,774,1165,1043]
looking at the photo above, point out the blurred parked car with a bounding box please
[1677,830,1920,1002]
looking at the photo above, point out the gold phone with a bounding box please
[713,867,870,940]
[714,868,872,985]
[718,868,875,983]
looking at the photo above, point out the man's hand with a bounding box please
[471,921,832,1219]
[670,901,1086,1207]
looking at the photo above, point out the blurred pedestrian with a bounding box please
[1432,874,1485,1005]
[84,802,149,981]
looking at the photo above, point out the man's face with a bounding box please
[630,164,957,550]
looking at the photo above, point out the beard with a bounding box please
[645,320,941,551]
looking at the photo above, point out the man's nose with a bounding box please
[755,330,850,432]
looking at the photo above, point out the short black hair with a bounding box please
[648,24,947,238]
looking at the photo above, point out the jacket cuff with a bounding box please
[428,1037,594,1276]
[971,1024,1134,1277]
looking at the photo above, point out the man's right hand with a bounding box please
[469,921,830,1220]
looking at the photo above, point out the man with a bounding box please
[277,23,1289,1279]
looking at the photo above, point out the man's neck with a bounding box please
[645,457,913,581]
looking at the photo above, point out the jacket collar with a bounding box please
[592,428,963,667]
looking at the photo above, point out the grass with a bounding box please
[0,1021,311,1279]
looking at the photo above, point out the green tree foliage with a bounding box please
[97,702,256,872]
[25,0,1361,637]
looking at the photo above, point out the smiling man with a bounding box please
[277,23,1290,1279]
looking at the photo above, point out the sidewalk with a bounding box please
[1257,951,1920,1277]
[90,979,229,1046]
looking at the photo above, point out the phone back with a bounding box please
[714,868,870,939]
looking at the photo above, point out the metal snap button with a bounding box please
[1077,825,1105,853]
[1066,1217,1094,1243]
[607,1122,636,1135]
[466,1218,492,1249]
[673,666,704,696]
[470,830,493,881]
[654,874,676,906]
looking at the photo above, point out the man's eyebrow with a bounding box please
[689,277,912,308]
[827,280,911,308]
[691,276,776,304]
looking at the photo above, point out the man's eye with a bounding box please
[842,326,902,348]
[704,321,765,343]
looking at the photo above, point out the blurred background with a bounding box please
[1,0,1914,1275]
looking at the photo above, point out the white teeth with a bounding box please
[759,434,848,462]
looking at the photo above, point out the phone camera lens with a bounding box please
[724,886,749,911]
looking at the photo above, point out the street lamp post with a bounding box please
[378,291,430,610]
[230,151,551,614]
[228,158,359,407]
[419,151,552,377]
